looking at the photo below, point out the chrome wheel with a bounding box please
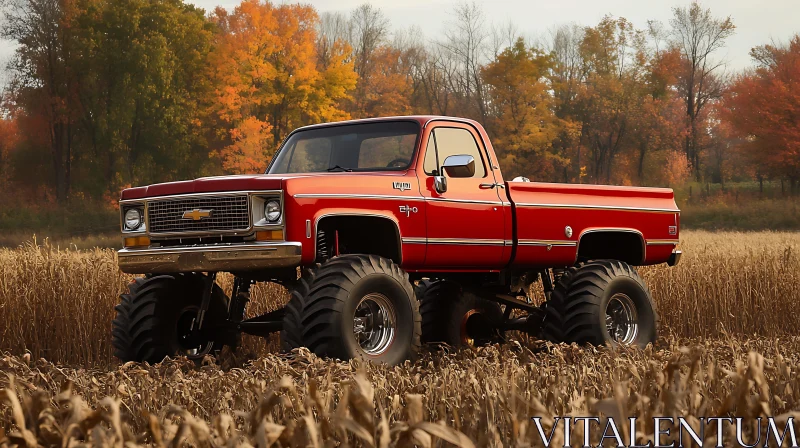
[353,293,396,356]
[176,306,214,358]
[605,293,638,344]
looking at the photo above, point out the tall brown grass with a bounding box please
[641,231,800,339]
[0,231,798,366]
[2,232,800,446]
[2,338,799,446]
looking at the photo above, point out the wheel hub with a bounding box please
[460,309,479,346]
[353,293,396,356]
[605,293,638,345]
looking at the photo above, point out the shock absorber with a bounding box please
[541,269,554,302]
[225,276,252,348]
[229,277,252,323]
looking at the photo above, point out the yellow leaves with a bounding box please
[482,38,561,178]
[215,116,272,174]
[209,0,356,174]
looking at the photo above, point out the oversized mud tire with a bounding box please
[112,274,229,363]
[296,255,421,365]
[416,280,503,347]
[539,267,580,344]
[548,260,658,348]
[280,268,316,352]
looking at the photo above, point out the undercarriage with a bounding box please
[112,254,658,365]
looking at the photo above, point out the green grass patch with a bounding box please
[680,198,800,231]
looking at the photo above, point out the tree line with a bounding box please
[0,0,797,204]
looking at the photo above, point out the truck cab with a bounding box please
[114,116,679,365]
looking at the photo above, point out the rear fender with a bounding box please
[576,228,646,265]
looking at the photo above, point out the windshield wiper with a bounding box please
[327,165,353,172]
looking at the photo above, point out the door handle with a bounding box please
[480,183,505,189]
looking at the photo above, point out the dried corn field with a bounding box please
[1,231,800,446]
[3,339,800,446]
[1,231,798,366]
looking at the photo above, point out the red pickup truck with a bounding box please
[113,116,681,365]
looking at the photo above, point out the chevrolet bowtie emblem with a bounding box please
[182,209,213,221]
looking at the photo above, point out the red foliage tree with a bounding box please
[725,35,800,189]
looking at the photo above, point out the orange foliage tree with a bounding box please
[351,45,413,117]
[482,38,563,180]
[209,0,357,174]
[725,35,800,188]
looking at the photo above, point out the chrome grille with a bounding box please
[148,195,250,234]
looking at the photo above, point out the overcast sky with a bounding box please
[0,0,797,82]
[215,0,799,72]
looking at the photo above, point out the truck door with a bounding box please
[419,123,506,268]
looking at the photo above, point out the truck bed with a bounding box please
[506,181,680,267]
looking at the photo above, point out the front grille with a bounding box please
[148,195,250,234]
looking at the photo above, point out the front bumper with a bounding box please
[117,242,302,274]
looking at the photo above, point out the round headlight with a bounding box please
[265,200,281,222]
[124,208,143,230]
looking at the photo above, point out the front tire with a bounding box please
[112,274,229,363]
[548,260,658,348]
[291,255,421,365]
[280,268,315,352]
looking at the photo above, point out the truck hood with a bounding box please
[121,175,289,200]
[120,171,410,200]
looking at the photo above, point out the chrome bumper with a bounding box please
[667,249,682,267]
[117,242,302,274]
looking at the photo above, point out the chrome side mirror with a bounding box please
[434,175,448,194]
[442,154,475,178]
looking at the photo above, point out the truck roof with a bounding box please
[291,115,480,132]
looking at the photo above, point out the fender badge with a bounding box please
[564,226,573,238]
[393,181,412,191]
[399,205,418,217]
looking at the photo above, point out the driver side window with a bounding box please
[423,127,486,177]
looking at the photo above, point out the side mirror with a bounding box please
[434,175,448,194]
[442,155,475,178]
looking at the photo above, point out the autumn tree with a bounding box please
[725,35,800,192]
[547,24,585,182]
[482,38,562,179]
[669,2,735,179]
[0,116,19,189]
[2,0,78,200]
[1,0,218,199]
[209,0,357,174]
[437,2,490,121]
[316,12,349,70]
[576,16,649,184]
[632,47,686,184]
[69,0,216,194]
[344,4,412,117]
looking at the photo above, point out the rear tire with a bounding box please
[417,280,503,347]
[548,260,658,348]
[540,267,580,343]
[112,274,229,363]
[299,255,421,365]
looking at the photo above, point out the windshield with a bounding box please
[267,121,420,174]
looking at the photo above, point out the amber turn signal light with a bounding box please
[256,230,284,241]
[123,236,151,248]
